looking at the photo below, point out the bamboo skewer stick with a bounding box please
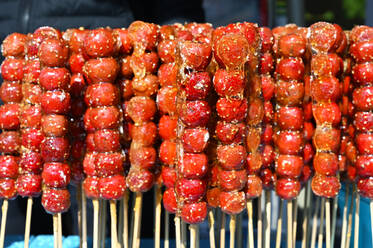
[237,213,242,248]
[98,200,103,248]
[165,211,170,248]
[181,221,187,248]
[132,192,143,248]
[101,200,107,248]
[208,210,216,248]
[24,197,32,248]
[265,191,271,248]
[0,199,8,248]
[154,185,162,248]
[93,199,99,248]
[325,199,331,248]
[293,199,298,248]
[229,215,236,248]
[118,199,124,246]
[123,191,129,248]
[190,224,197,248]
[275,200,283,248]
[258,195,263,248]
[76,185,82,248]
[330,196,338,248]
[305,184,312,247]
[53,214,58,248]
[81,187,87,248]
[220,212,226,248]
[247,200,254,248]
[58,213,63,248]
[341,185,350,248]
[317,198,325,248]
[287,200,293,248]
[301,183,310,248]
[310,197,321,248]
[196,224,200,248]
[175,216,181,248]
[353,194,360,248]
[110,201,118,248]
[346,190,356,248]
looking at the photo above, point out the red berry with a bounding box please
[42,188,70,214]
[132,74,159,97]
[129,146,156,169]
[179,153,208,179]
[83,176,100,198]
[99,175,126,200]
[0,81,22,103]
[213,69,244,97]
[22,128,44,151]
[353,86,373,111]
[42,162,71,188]
[0,103,20,130]
[180,41,212,71]
[0,179,17,199]
[40,90,71,114]
[158,63,177,87]
[311,53,342,77]
[207,187,221,208]
[93,129,120,152]
[68,29,87,54]
[0,155,18,178]
[163,187,177,213]
[276,57,305,81]
[313,128,340,153]
[312,102,341,127]
[157,86,177,115]
[84,28,115,57]
[126,169,154,192]
[114,28,132,54]
[276,107,304,130]
[245,175,262,199]
[218,169,246,191]
[215,121,245,145]
[157,40,177,63]
[130,52,159,75]
[16,174,42,197]
[0,131,20,154]
[19,151,43,174]
[219,191,246,215]
[217,144,246,170]
[159,140,176,166]
[2,32,27,57]
[276,155,303,178]
[39,67,70,91]
[185,72,211,100]
[278,33,306,57]
[181,202,207,224]
[161,166,177,188]
[158,115,177,140]
[357,177,373,199]
[128,21,158,51]
[309,22,338,53]
[176,178,206,203]
[40,137,69,162]
[311,174,340,198]
[182,128,209,153]
[276,80,304,106]
[83,58,119,84]
[1,58,24,81]
[356,155,373,178]
[85,82,120,107]
[23,60,40,83]
[216,98,247,122]
[356,133,373,155]
[127,96,156,123]
[214,33,248,69]
[22,83,42,105]
[276,178,301,200]
[38,38,68,67]
[88,106,121,130]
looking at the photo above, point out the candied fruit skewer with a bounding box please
[350,26,373,208]
[64,27,88,248]
[174,24,213,247]
[125,21,160,248]
[0,32,27,246]
[82,27,126,248]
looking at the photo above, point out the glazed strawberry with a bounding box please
[176,178,206,203]
[99,175,127,200]
[132,74,159,96]
[181,202,207,224]
[83,57,119,84]
[0,179,17,199]
[1,58,24,81]
[126,169,154,192]
[163,187,177,213]
[0,103,20,130]
[42,162,71,188]
[42,188,70,214]
[39,67,70,91]
[2,32,27,57]
[40,137,69,162]
[40,90,71,114]
[38,38,68,67]
[84,28,115,57]
[216,98,247,122]
[0,81,22,103]
[0,131,20,153]
[16,174,42,197]
[0,155,18,178]
[219,191,246,215]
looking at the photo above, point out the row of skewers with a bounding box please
[0,20,372,248]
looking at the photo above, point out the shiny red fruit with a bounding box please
[129,146,156,169]
[311,174,340,198]
[185,72,211,100]
[159,140,176,166]
[245,175,262,199]
[158,63,177,87]
[176,178,206,203]
[217,144,246,170]
[216,121,245,145]
[276,155,303,178]
[126,169,154,192]
[0,179,17,199]
[1,58,24,81]
[42,188,70,214]
[213,69,244,97]
[83,58,119,84]
[0,131,20,154]
[313,152,338,176]
[180,100,211,128]
[84,28,115,57]
[40,137,69,162]
[163,187,177,213]
[40,90,71,114]
[181,202,207,224]
[127,96,156,123]
[219,191,246,215]
[42,162,71,188]
[182,128,209,153]
[16,174,42,197]
[0,81,22,103]
[216,98,247,122]
[39,67,70,91]
[132,74,159,97]
[128,21,158,51]
[161,166,177,188]
[0,155,18,178]
[22,128,44,151]
[0,103,20,130]
[85,82,120,107]
[180,41,211,71]
[38,38,68,67]
[179,153,208,179]
[357,177,373,199]
[2,32,27,57]
[83,176,99,199]
[99,175,126,200]
[276,178,301,200]
[275,57,304,81]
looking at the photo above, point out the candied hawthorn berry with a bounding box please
[83,58,119,84]
[0,131,20,154]
[207,187,221,208]
[185,72,211,100]
[0,81,22,103]
[1,58,24,81]
[40,90,71,115]
[0,103,20,130]
[352,63,373,84]
[356,155,373,178]
[0,179,17,199]
[276,178,301,200]
[180,41,212,71]
[216,121,245,145]
[358,177,373,199]
[127,96,156,123]
[22,128,44,150]
[158,40,177,63]
[275,131,303,155]
[311,174,340,198]
[180,100,210,128]
[83,176,100,199]
[176,178,206,203]
[245,175,263,199]
[39,67,70,91]
[158,115,177,140]
[217,144,246,170]
[88,106,121,130]
[311,53,342,77]
[312,102,341,127]
[216,98,247,123]
[99,175,126,200]
[312,128,340,153]
[277,107,304,131]
[276,57,305,81]
[275,80,304,106]
[85,82,120,107]
[182,128,209,153]
[158,63,177,87]
[129,146,156,169]
[84,28,115,57]
[130,122,157,146]
[0,155,18,178]
[93,129,120,152]
[179,153,208,179]
[128,21,158,51]
[163,187,177,213]
[353,86,373,111]
[219,191,246,215]
[181,202,207,224]
[157,86,177,115]
[41,114,68,137]
[309,22,338,53]
[276,155,303,178]
[215,33,249,69]
[40,137,69,162]
[38,38,68,67]
[213,69,244,97]
[132,74,159,97]
[16,174,42,197]
[2,33,27,57]
[159,140,176,166]
[161,166,177,188]
[218,169,246,192]
[126,169,154,192]
[42,188,71,214]
[130,52,159,75]
[42,162,71,188]
[69,53,86,74]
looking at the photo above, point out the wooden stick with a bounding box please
[132,192,143,248]
[237,213,242,248]
[76,185,82,248]
[246,200,254,248]
[220,212,226,248]
[370,200,373,248]
[175,216,181,248]
[229,215,236,248]
[301,183,310,248]
[325,199,331,248]
[353,194,360,248]
[190,224,197,248]
[317,198,325,248]
[165,211,170,248]
[123,191,129,248]
[98,200,103,248]
[208,210,216,248]
[265,191,271,248]
[118,199,124,246]
[275,199,283,248]
[293,198,298,248]
[110,201,118,248]
[330,197,338,248]
[305,184,312,247]
[81,187,87,248]
[258,195,263,248]
[101,200,107,248]
[341,185,350,248]
[196,224,200,248]
[310,197,320,248]
[58,213,63,248]
[287,200,293,248]
[53,214,58,248]
[92,199,99,248]
[181,221,187,248]
[154,185,162,248]
[24,197,32,248]
[346,190,356,248]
